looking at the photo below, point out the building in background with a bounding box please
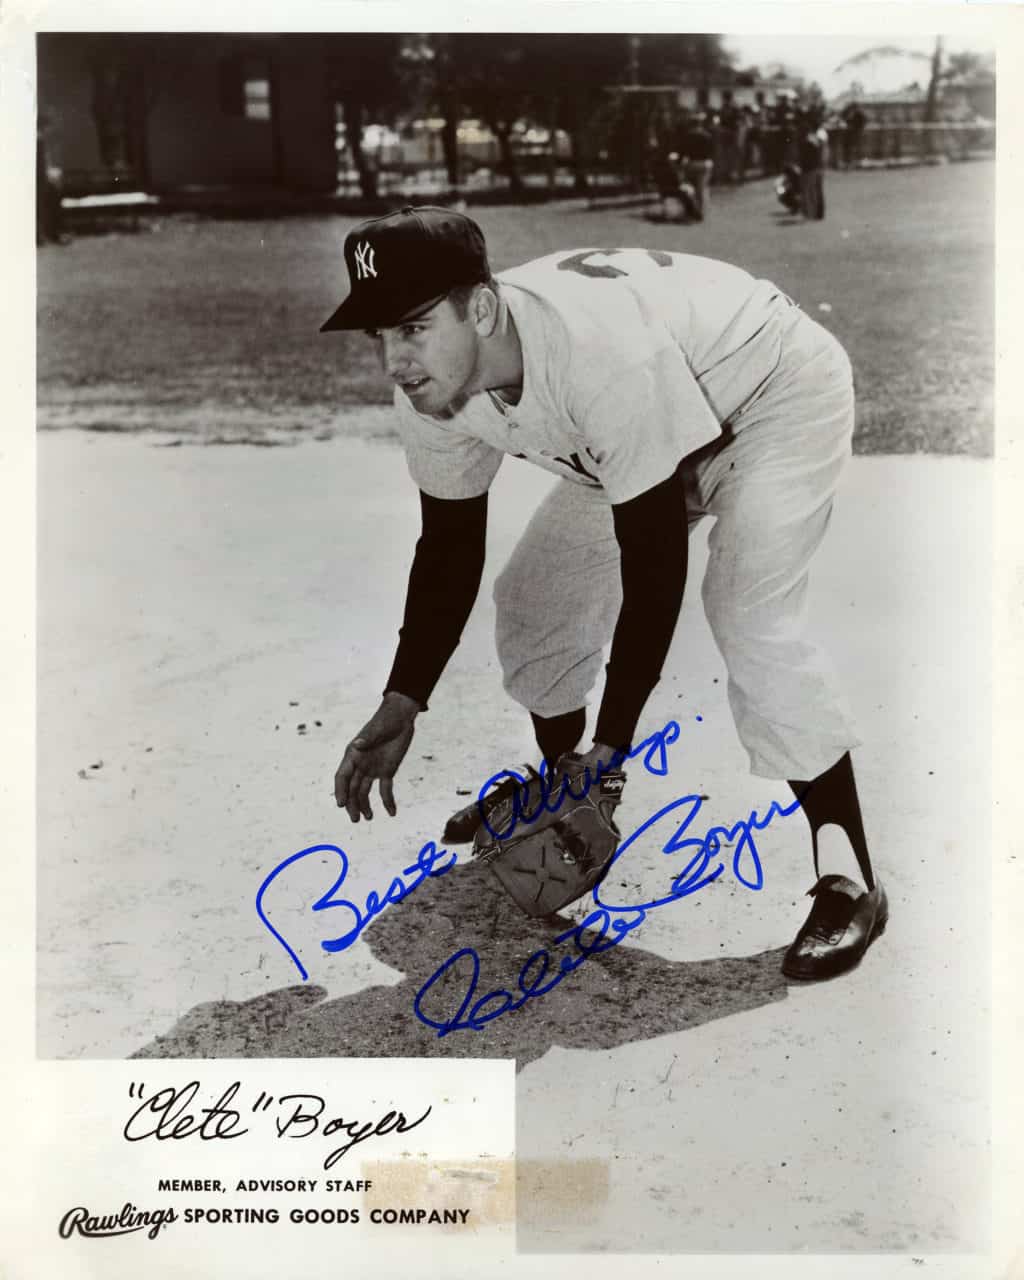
[37,33,338,198]
[37,32,995,204]
[674,68,805,112]
[831,73,995,124]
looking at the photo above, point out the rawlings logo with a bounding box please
[353,240,377,281]
[600,775,626,795]
[58,1203,178,1241]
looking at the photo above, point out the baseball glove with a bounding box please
[472,754,627,917]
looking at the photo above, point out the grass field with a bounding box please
[36,159,994,454]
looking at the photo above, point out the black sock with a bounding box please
[788,752,875,891]
[531,708,586,770]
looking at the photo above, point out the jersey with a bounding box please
[395,248,804,506]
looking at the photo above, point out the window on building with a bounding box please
[243,69,271,120]
[219,55,272,121]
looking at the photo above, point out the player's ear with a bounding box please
[472,285,501,337]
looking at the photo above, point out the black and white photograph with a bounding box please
[5,1,1021,1273]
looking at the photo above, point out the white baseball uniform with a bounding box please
[394,248,859,780]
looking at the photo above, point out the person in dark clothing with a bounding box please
[718,91,743,183]
[798,117,827,220]
[842,102,868,169]
[653,151,700,223]
[776,163,803,214]
[777,100,800,170]
[680,115,714,220]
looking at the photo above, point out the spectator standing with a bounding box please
[798,113,827,220]
[718,91,743,183]
[824,112,845,169]
[763,101,782,174]
[733,106,750,182]
[680,113,714,221]
[743,105,762,174]
[779,99,800,169]
[842,101,868,169]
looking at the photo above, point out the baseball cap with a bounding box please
[320,205,490,332]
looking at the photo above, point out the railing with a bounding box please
[854,120,996,165]
[742,121,995,173]
[338,120,996,199]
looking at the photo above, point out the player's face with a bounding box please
[364,296,482,416]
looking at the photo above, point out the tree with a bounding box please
[451,36,538,192]
[69,33,164,186]
[326,33,404,199]
[829,36,993,120]
[396,35,463,190]
[943,49,995,81]
[518,34,632,193]
[636,33,733,89]
[623,36,737,185]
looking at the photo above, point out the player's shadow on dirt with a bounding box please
[132,860,792,1070]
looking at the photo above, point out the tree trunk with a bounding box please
[628,99,645,191]
[343,98,377,199]
[433,36,461,190]
[492,123,522,192]
[440,101,460,189]
[569,138,590,192]
[566,106,590,194]
[546,100,559,189]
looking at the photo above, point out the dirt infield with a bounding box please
[37,430,990,1250]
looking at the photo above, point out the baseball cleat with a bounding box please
[782,874,888,981]
[442,764,543,845]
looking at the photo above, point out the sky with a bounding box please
[723,32,993,98]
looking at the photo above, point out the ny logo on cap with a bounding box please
[354,241,377,281]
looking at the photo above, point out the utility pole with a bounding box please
[924,34,944,123]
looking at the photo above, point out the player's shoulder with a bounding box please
[499,247,755,291]
[500,247,683,282]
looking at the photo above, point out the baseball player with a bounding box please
[322,205,887,980]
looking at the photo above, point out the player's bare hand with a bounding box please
[334,693,419,822]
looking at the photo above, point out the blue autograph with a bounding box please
[255,840,457,982]
[412,789,803,1037]
[477,717,686,842]
[256,716,690,981]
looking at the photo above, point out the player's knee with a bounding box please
[492,558,525,616]
[493,559,548,653]
[499,665,530,707]
[493,574,535,682]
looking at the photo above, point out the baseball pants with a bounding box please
[684,160,713,219]
[801,169,826,220]
[492,314,859,781]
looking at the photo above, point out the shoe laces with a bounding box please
[804,884,857,944]
[481,765,539,812]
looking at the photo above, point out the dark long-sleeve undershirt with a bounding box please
[384,490,488,708]
[385,466,689,746]
[595,462,689,751]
